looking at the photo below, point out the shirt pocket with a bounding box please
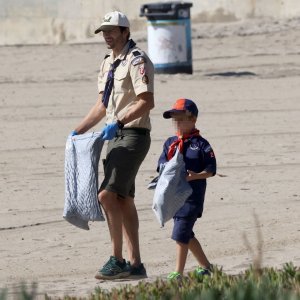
[114,67,130,92]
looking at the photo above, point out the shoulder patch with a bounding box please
[204,145,212,153]
[131,56,146,66]
[132,50,141,57]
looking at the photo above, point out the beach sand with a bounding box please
[0,18,300,298]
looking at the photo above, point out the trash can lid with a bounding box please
[140,1,193,18]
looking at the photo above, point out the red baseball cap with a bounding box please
[163,98,199,119]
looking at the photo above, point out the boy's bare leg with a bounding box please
[188,237,211,268]
[120,196,141,267]
[99,190,123,261]
[175,241,189,274]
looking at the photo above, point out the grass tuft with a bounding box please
[1,263,299,300]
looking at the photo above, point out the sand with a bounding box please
[0,17,300,298]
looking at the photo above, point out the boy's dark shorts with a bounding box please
[100,128,150,198]
[171,214,199,244]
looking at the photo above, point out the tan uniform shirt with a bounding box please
[97,40,154,130]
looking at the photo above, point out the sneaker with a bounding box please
[194,266,211,277]
[95,256,131,280]
[167,271,182,281]
[127,262,147,279]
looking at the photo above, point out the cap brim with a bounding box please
[94,27,101,34]
[163,109,183,119]
[163,109,197,119]
[94,25,118,34]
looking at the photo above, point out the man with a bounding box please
[71,11,154,280]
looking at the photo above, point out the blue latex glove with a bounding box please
[71,130,78,136]
[100,122,118,140]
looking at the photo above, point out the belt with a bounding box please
[117,127,150,135]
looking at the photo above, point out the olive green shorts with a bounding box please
[100,128,151,198]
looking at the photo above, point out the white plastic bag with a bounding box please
[64,132,105,230]
[152,149,192,227]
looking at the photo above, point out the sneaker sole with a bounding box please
[95,271,131,280]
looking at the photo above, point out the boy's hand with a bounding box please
[186,170,198,181]
[187,170,214,181]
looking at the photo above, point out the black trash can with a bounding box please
[140,1,193,74]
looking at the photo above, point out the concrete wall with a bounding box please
[1,0,300,45]
[192,0,300,21]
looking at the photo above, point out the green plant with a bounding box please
[2,263,300,300]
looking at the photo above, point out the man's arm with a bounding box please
[74,93,106,134]
[118,92,154,125]
[99,92,154,140]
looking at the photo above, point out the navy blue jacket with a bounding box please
[157,135,217,218]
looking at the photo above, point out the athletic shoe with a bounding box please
[95,256,131,280]
[194,266,211,277]
[127,262,148,279]
[167,271,182,281]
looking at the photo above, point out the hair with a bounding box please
[119,26,130,40]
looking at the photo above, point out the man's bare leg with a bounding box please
[119,196,141,267]
[99,190,123,261]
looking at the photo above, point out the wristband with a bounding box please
[117,120,124,129]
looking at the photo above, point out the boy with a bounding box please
[157,98,217,280]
